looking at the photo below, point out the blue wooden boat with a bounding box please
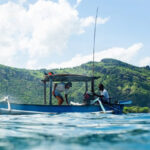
[0,74,131,115]
[0,100,127,114]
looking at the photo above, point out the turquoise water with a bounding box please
[0,113,150,150]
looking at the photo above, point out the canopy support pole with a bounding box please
[43,81,47,104]
[85,82,88,93]
[49,77,53,105]
[91,78,94,93]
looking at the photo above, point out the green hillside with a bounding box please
[0,58,150,107]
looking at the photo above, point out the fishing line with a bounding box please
[92,7,98,77]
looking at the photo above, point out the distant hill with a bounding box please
[0,58,150,106]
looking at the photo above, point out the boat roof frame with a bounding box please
[42,73,100,105]
[42,74,100,82]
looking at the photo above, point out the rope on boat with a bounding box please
[91,98,106,113]
[0,96,11,111]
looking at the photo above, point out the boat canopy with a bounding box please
[42,74,100,82]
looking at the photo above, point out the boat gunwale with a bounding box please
[0,101,123,107]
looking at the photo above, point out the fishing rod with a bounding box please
[83,7,98,76]
[92,7,99,77]
[91,8,99,94]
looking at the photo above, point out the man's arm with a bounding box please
[93,92,103,99]
[52,83,57,96]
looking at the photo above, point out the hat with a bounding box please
[66,82,72,87]
[99,83,104,90]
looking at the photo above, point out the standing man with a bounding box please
[52,82,72,105]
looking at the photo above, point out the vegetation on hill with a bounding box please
[123,106,150,113]
[0,58,150,107]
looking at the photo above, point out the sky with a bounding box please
[0,0,150,69]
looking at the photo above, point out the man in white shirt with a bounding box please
[94,83,109,103]
[52,82,72,105]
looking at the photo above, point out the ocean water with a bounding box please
[0,113,150,150]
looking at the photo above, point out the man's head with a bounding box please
[65,82,72,89]
[99,83,104,91]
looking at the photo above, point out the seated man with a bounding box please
[94,83,109,103]
[52,82,72,105]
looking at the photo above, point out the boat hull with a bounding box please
[0,102,124,114]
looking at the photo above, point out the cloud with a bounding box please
[47,43,143,69]
[74,0,82,8]
[0,0,109,68]
[17,0,27,5]
[79,16,110,33]
[139,57,150,66]
[26,59,37,69]
[80,16,110,27]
